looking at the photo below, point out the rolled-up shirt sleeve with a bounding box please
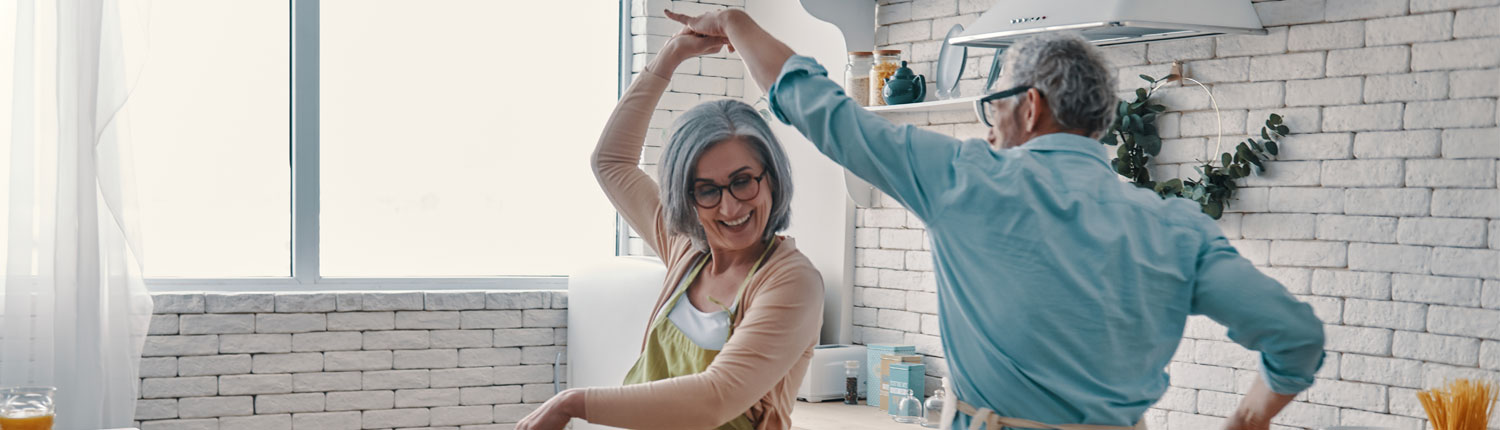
[767,55,968,220]
[1189,224,1326,394]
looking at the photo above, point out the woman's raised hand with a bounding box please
[665,9,734,39]
[663,28,730,61]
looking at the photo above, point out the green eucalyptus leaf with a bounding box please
[1239,147,1262,167]
[1221,153,1232,167]
[1266,140,1279,156]
[1135,88,1148,100]
[1141,74,1156,83]
[1140,134,1162,156]
[1261,128,1271,141]
[1204,200,1223,219]
[1118,101,1130,116]
[1101,132,1118,145]
[1148,104,1168,113]
[1276,125,1290,135]
[1269,113,1283,125]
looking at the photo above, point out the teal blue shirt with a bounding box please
[768,55,1324,427]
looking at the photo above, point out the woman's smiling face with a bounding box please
[691,138,773,253]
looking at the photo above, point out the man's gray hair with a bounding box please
[659,99,793,252]
[1003,32,1119,138]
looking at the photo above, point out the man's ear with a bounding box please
[1023,88,1045,132]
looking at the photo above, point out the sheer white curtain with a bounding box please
[2,0,154,427]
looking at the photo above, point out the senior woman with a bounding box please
[515,30,824,430]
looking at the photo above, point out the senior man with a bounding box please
[666,8,1326,430]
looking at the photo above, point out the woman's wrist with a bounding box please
[647,45,685,80]
[559,388,588,420]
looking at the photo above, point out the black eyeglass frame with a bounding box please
[692,173,767,209]
[973,85,1035,127]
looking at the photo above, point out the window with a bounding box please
[319,0,617,277]
[127,1,293,278]
[120,1,622,287]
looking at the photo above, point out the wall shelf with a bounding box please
[866,95,980,114]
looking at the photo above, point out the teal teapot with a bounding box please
[882,61,926,105]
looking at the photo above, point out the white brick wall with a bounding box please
[137,291,566,430]
[859,1,1500,428]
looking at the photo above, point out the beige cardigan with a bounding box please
[582,67,825,430]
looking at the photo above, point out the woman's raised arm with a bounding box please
[590,31,728,257]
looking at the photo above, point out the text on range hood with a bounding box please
[950,0,1268,48]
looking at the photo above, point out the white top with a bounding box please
[666,256,738,351]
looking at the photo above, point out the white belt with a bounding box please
[941,399,1144,430]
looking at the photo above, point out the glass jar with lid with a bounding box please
[869,49,902,106]
[844,52,873,106]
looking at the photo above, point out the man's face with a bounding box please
[985,80,1029,150]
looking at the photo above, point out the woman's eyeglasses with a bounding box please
[693,173,766,208]
[973,85,1034,127]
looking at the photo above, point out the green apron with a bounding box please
[622,238,778,430]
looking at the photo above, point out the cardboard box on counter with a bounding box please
[879,354,922,411]
[866,344,914,407]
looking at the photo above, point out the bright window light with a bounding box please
[318,0,618,277]
[125,1,293,278]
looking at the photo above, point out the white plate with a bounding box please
[936,24,967,100]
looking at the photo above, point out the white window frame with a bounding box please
[146,0,630,292]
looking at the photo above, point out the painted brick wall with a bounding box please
[625,0,748,257]
[857,1,1500,429]
[134,291,567,430]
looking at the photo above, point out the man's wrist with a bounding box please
[1229,408,1269,428]
[721,9,750,35]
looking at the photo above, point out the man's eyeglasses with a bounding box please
[692,173,766,208]
[973,85,1034,127]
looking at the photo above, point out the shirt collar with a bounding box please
[1016,133,1112,169]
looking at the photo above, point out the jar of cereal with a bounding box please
[869,50,902,106]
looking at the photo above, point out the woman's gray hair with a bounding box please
[658,99,794,252]
[1002,32,1119,138]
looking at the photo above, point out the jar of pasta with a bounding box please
[870,50,902,106]
[844,51,873,106]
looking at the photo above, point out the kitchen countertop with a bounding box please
[790,401,930,430]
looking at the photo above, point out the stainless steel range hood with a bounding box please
[950,0,1267,48]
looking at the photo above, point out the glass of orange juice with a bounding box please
[0,386,55,430]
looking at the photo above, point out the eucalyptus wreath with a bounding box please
[1100,74,1291,219]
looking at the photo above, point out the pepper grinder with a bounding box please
[843,361,860,405]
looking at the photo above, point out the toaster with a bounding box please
[796,344,868,402]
